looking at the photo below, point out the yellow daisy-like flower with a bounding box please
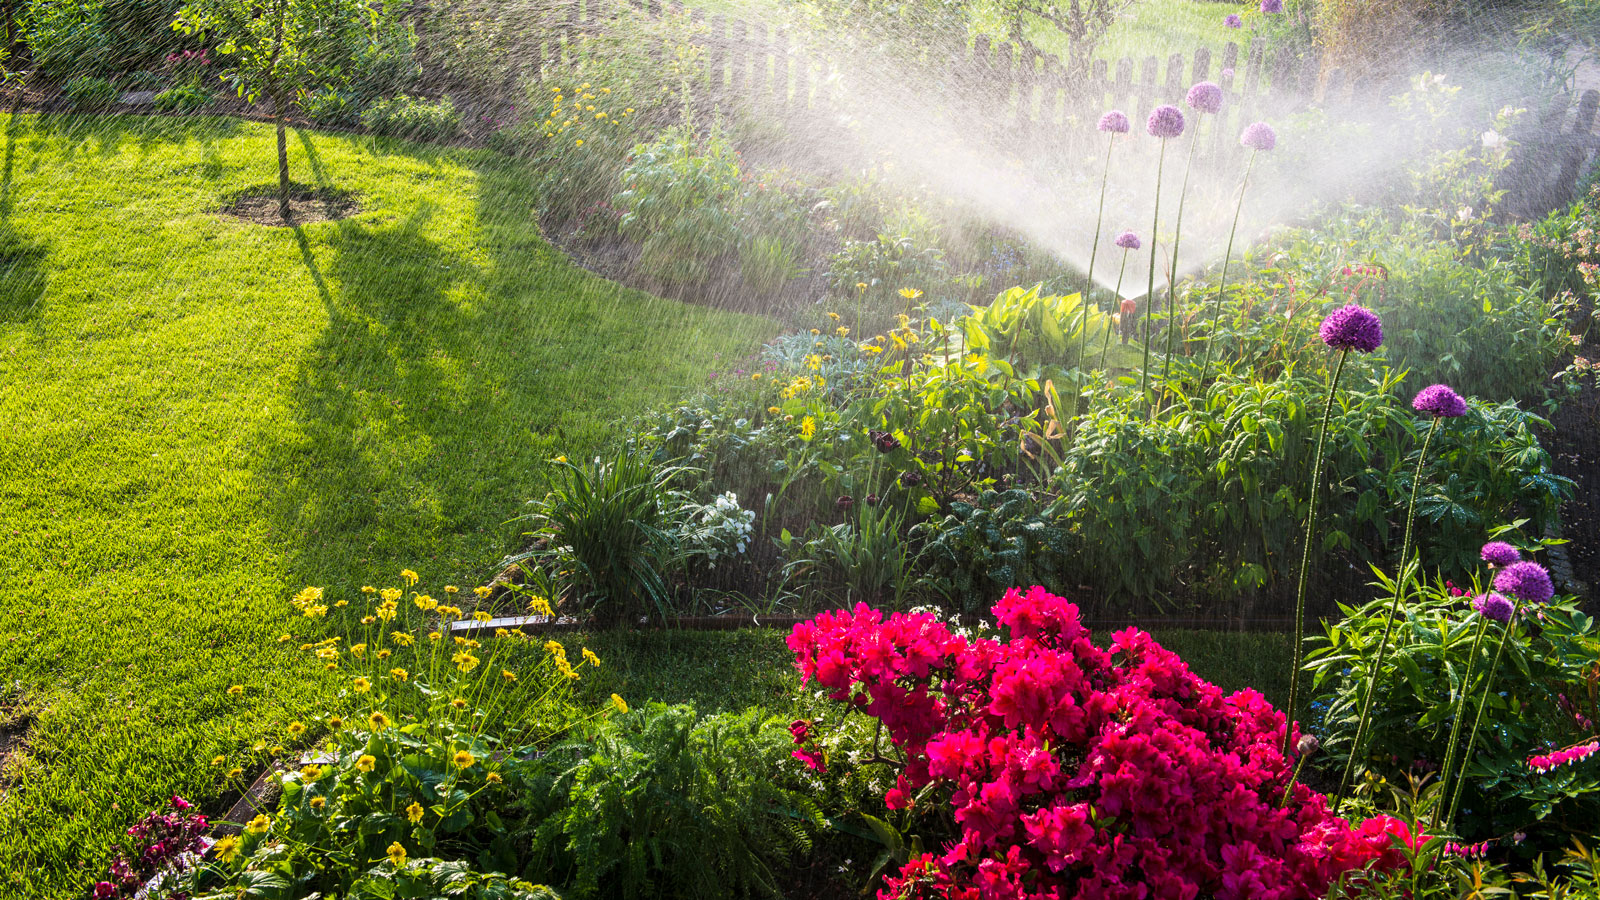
[368,712,392,730]
[768,406,781,415]
[414,594,437,611]
[211,755,226,767]
[527,596,554,617]
[429,631,442,642]
[799,417,816,440]
[309,796,326,809]
[213,834,241,862]
[450,698,468,710]
[376,649,392,660]
[361,585,377,594]
[899,288,923,300]
[246,814,271,834]
[380,588,402,603]
[452,750,476,769]
[401,569,419,587]
[451,651,480,673]
[356,754,377,772]
[827,311,840,320]
[278,634,292,643]
[473,586,493,598]
[809,328,820,335]
[501,669,516,682]
[335,599,348,607]
[350,643,367,658]
[473,611,492,622]
[300,764,321,780]
[327,716,343,729]
[406,801,425,824]
[837,326,850,337]
[227,766,243,778]
[390,632,415,647]
[751,372,762,380]
[315,647,338,661]
[444,585,459,594]
[352,677,372,693]
[487,771,503,785]
[611,694,629,714]
[293,586,324,606]
[387,841,408,867]
[227,685,244,697]
[544,640,565,656]
[287,722,306,736]
[390,668,409,682]
[376,600,398,622]
[582,648,600,667]
[270,745,284,756]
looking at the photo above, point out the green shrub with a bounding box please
[152,83,210,113]
[1307,574,1600,851]
[911,489,1072,615]
[300,84,360,125]
[739,235,803,297]
[62,74,119,110]
[519,704,822,900]
[27,0,184,81]
[360,94,460,141]
[615,125,745,288]
[778,505,914,610]
[827,232,949,329]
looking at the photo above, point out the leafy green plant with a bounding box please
[62,74,119,110]
[1307,572,1600,849]
[360,93,460,141]
[778,504,914,610]
[827,232,949,329]
[520,704,823,900]
[26,0,184,81]
[615,125,744,289]
[153,83,212,113]
[739,234,802,298]
[299,84,358,125]
[911,488,1071,615]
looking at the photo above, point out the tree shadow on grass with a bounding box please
[0,113,48,324]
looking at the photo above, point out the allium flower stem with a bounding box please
[1334,415,1442,809]
[1161,123,1203,403]
[1101,249,1131,369]
[1074,133,1117,428]
[1434,616,1489,831]
[1141,140,1168,401]
[1197,149,1257,389]
[1284,348,1350,768]
[1445,598,1524,830]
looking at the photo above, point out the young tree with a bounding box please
[175,0,370,220]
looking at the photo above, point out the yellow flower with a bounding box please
[837,326,850,337]
[227,685,244,697]
[227,766,243,778]
[376,649,392,660]
[810,328,820,335]
[804,354,822,371]
[334,599,348,607]
[390,632,414,646]
[611,694,629,714]
[544,640,565,656]
[444,585,459,594]
[352,677,371,693]
[452,651,480,673]
[211,755,226,767]
[309,796,326,809]
[473,586,493,598]
[576,139,584,146]
[501,669,517,682]
[555,455,567,463]
[768,406,781,415]
[380,587,402,602]
[407,801,425,824]
[361,616,376,625]
[270,745,284,756]
[751,372,762,380]
[293,586,324,606]
[899,288,923,299]
[390,668,409,682]
[828,311,840,320]
[401,569,419,587]
[473,611,492,622]
[213,834,241,862]
[350,643,367,658]
[246,814,271,834]
[361,585,376,594]
[368,711,392,730]
[376,600,398,622]
[287,722,306,736]
[315,647,338,661]
[414,594,437,611]
[527,596,554,617]
[429,631,442,642]
[279,634,292,642]
[327,716,343,729]
[386,841,407,867]
[300,763,321,780]
[856,281,868,290]
[356,755,377,772]
[799,416,816,440]
[582,647,600,667]
[453,750,476,769]
[450,698,468,710]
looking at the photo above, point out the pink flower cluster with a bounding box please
[1527,741,1599,775]
[788,588,1418,900]
[95,796,208,899]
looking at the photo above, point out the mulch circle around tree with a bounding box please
[218,185,359,227]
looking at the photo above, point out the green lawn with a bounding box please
[0,112,775,899]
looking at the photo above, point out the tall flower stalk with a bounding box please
[1101,231,1141,369]
[1433,590,1507,830]
[1444,559,1555,829]
[1333,384,1468,810]
[1199,121,1275,388]
[1160,83,1220,399]
[1141,105,1185,401]
[1074,111,1130,419]
[1283,304,1383,772]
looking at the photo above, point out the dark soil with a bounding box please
[0,704,36,803]
[218,185,359,227]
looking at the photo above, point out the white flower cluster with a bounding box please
[682,491,755,564]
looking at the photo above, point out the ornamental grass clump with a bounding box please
[1141,105,1185,399]
[1199,121,1277,387]
[788,587,1420,900]
[1285,304,1382,767]
[1335,383,1469,808]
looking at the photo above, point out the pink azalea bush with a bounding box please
[788,588,1417,900]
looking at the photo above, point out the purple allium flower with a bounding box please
[1318,303,1383,353]
[1494,560,1554,605]
[1240,121,1277,151]
[1481,541,1521,567]
[1147,104,1185,139]
[1472,591,1515,623]
[1224,13,1243,27]
[1186,81,1223,114]
[1412,384,1468,418]
[1114,230,1141,250]
[1097,109,1130,134]
[1261,0,1283,12]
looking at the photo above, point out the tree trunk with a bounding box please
[275,91,290,222]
